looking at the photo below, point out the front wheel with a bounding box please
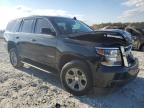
[9,48,24,68]
[60,60,93,96]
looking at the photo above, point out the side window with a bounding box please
[35,18,53,34]
[21,19,34,33]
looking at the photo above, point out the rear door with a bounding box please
[17,18,36,60]
[31,18,57,66]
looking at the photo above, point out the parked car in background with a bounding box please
[125,27,144,51]
[4,16,139,96]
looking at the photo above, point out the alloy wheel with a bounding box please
[65,68,87,91]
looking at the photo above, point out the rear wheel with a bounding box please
[60,60,93,96]
[9,48,24,68]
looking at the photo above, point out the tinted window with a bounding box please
[35,18,52,34]
[21,19,33,33]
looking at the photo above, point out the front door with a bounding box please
[31,18,57,66]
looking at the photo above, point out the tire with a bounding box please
[60,60,93,96]
[9,48,24,68]
[140,45,144,52]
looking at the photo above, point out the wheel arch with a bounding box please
[7,41,17,52]
[58,53,91,72]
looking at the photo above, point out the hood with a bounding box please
[68,32,132,47]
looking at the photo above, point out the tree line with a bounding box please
[91,22,144,30]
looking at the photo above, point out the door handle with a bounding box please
[32,39,36,42]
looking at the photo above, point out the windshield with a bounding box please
[50,17,93,35]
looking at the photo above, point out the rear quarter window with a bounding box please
[6,20,21,32]
[6,20,15,32]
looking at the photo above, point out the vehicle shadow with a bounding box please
[20,65,62,89]
[19,65,144,108]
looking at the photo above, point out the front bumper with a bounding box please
[92,58,139,88]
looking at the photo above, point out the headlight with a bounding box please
[96,47,122,66]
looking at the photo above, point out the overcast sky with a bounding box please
[0,0,144,29]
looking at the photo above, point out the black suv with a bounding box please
[125,27,144,51]
[4,16,139,96]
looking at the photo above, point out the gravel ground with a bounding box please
[0,39,144,108]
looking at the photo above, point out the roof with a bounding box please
[17,15,73,20]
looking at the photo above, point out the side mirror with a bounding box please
[41,28,56,36]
